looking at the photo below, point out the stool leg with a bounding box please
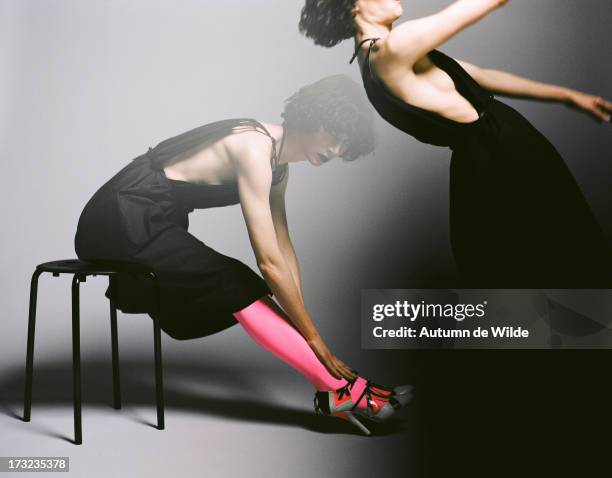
[71,274,83,445]
[109,276,121,409]
[24,269,43,422]
[149,272,165,430]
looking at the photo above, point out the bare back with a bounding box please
[163,125,275,185]
[360,39,480,124]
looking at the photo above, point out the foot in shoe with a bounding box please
[313,377,413,435]
[349,377,412,422]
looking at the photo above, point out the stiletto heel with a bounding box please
[334,411,371,436]
[324,409,371,436]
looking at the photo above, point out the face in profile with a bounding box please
[299,127,348,167]
[299,0,403,48]
[281,74,375,165]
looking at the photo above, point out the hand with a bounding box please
[307,335,358,382]
[567,91,612,123]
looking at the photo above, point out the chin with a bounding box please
[391,1,403,17]
[383,9,402,23]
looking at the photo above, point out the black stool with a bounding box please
[23,259,165,445]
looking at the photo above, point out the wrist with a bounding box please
[560,87,577,104]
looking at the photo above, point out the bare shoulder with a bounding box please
[224,129,274,174]
[368,22,424,71]
[383,20,426,62]
[385,20,417,50]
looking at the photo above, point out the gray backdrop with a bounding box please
[1,1,611,477]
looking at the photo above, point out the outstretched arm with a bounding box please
[236,151,312,338]
[269,168,305,302]
[458,60,612,123]
[234,139,356,381]
[386,0,508,64]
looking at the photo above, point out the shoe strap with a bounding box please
[349,380,389,415]
[336,376,358,401]
[368,381,395,396]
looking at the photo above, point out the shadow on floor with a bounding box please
[0,358,412,440]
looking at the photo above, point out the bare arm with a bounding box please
[386,0,507,64]
[459,60,612,123]
[269,168,305,302]
[234,139,356,381]
[236,149,312,338]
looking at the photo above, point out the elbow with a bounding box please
[257,258,283,280]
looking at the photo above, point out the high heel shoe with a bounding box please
[313,378,413,436]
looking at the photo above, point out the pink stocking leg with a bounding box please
[233,297,384,410]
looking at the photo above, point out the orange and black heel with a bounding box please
[313,378,413,436]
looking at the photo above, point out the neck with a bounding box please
[260,122,292,165]
[354,16,392,44]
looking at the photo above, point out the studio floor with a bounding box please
[0,351,419,478]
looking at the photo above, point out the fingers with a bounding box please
[580,99,609,123]
[331,363,350,381]
[310,341,354,381]
[332,357,358,381]
[327,366,343,380]
[594,98,612,122]
[338,368,356,381]
[327,360,346,381]
[568,96,611,123]
[592,110,609,123]
[595,97,612,113]
[337,363,355,381]
[334,358,351,376]
[322,356,343,380]
[316,346,358,381]
[591,106,611,123]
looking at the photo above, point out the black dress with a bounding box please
[353,38,612,288]
[74,118,287,340]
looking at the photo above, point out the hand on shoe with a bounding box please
[307,335,357,382]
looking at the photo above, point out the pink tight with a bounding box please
[233,297,373,407]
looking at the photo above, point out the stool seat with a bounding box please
[36,259,153,275]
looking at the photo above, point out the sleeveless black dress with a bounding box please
[74,118,288,340]
[353,38,612,288]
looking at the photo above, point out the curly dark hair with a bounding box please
[281,74,374,162]
[299,0,358,48]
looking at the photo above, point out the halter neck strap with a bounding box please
[246,119,282,170]
[247,119,288,184]
[349,37,381,64]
